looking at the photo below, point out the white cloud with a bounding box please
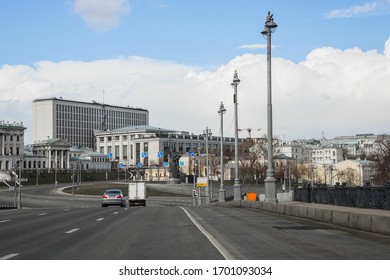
[1,37,390,143]
[326,1,390,18]
[73,0,131,32]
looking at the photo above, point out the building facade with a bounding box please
[32,97,149,149]
[95,125,238,173]
[335,159,377,186]
[310,146,343,165]
[0,121,26,171]
[276,144,304,162]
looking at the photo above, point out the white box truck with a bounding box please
[128,182,146,207]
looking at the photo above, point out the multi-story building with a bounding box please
[23,139,111,174]
[32,97,149,149]
[276,143,304,162]
[311,146,343,165]
[324,134,381,158]
[95,125,237,171]
[0,121,26,171]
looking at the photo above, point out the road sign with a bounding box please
[157,151,163,158]
[107,153,112,159]
[138,162,143,168]
[141,152,148,158]
[189,150,195,157]
[163,162,169,168]
[19,178,28,182]
[179,161,185,166]
[118,163,123,168]
[196,177,208,187]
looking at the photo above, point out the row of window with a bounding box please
[100,141,235,162]
[0,134,22,142]
[313,150,337,156]
[1,147,21,156]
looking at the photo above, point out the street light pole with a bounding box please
[231,70,241,201]
[18,157,22,209]
[261,11,278,203]
[218,102,226,202]
[204,127,212,204]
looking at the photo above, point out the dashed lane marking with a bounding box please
[65,228,79,234]
[96,218,104,222]
[113,212,119,215]
[0,253,20,260]
[0,220,11,223]
[37,213,47,216]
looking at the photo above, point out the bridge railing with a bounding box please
[293,183,390,210]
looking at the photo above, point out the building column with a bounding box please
[119,135,123,163]
[104,136,108,155]
[48,147,52,171]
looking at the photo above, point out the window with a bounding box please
[123,145,127,159]
[115,146,119,159]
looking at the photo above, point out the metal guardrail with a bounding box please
[293,183,390,210]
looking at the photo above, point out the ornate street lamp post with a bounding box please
[231,70,241,201]
[261,11,278,203]
[218,102,226,202]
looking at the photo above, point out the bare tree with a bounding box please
[340,167,359,186]
[369,135,390,184]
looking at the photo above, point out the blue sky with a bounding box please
[1,0,390,143]
[1,0,389,66]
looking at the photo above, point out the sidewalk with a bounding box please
[213,199,390,236]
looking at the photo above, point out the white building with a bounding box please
[69,147,110,172]
[325,134,381,158]
[0,121,26,171]
[28,138,72,172]
[32,97,149,149]
[311,146,343,165]
[95,125,237,175]
[23,140,110,173]
[276,144,304,162]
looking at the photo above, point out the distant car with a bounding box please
[101,189,126,207]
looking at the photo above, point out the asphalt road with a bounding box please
[1,184,390,260]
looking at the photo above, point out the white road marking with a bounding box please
[113,212,119,215]
[96,218,104,222]
[65,228,79,234]
[180,206,234,260]
[0,253,19,260]
[37,213,47,216]
[0,220,11,223]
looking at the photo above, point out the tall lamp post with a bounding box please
[218,102,226,202]
[204,127,212,204]
[231,70,241,201]
[261,11,278,203]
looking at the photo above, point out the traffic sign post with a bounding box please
[196,177,208,206]
[196,177,208,187]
